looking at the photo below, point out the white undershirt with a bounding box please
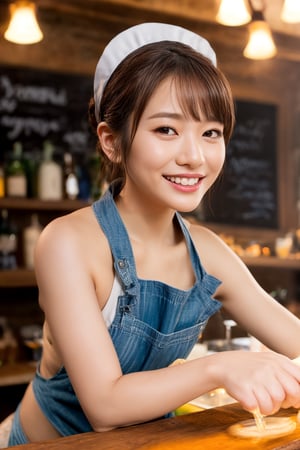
[102,276,123,328]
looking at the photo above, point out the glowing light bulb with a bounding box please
[281,0,300,23]
[243,13,277,60]
[216,0,251,26]
[4,1,43,45]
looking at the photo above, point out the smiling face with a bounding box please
[97,41,235,188]
[122,77,226,213]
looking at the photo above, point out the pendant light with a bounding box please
[243,10,277,60]
[281,0,300,24]
[4,1,43,45]
[216,0,251,26]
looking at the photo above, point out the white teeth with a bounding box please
[166,176,199,186]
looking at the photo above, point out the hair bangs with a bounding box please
[172,70,234,144]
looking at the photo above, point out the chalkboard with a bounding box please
[0,65,96,162]
[203,100,278,229]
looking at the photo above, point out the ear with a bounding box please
[97,122,119,163]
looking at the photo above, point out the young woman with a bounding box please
[7,22,300,446]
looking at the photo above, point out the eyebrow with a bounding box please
[147,111,223,125]
[147,112,183,120]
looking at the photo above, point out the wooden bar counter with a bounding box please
[13,404,300,450]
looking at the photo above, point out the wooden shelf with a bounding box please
[242,256,300,270]
[0,362,36,387]
[0,269,36,287]
[0,197,90,211]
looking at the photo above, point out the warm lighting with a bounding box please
[243,11,277,60]
[281,0,300,24]
[216,0,251,26]
[4,1,43,45]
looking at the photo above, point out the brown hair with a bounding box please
[89,41,235,186]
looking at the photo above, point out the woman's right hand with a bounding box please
[208,350,300,416]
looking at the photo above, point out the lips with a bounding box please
[164,176,200,186]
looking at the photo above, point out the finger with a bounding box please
[275,371,300,409]
[252,385,280,416]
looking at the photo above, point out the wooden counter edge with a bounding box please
[10,404,300,450]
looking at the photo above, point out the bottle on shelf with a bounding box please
[88,152,102,200]
[5,142,27,198]
[23,214,42,269]
[0,165,5,198]
[0,209,18,270]
[0,317,18,365]
[296,199,300,252]
[76,155,91,201]
[64,152,79,200]
[37,141,63,200]
[24,149,40,199]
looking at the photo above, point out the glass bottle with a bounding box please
[76,155,91,201]
[0,166,5,198]
[64,152,79,200]
[23,214,42,269]
[24,149,40,199]
[0,209,18,270]
[5,142,27,198]
[296,199,300,251]
[0,317,18,365]
[88,152,102,200]
[37,141,63,200]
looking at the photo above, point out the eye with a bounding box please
[203,128,223,139]
[155,126,177,136]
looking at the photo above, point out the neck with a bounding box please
[115,190,179,246]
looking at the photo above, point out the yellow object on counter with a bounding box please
[174,403,203,416]
[169,358,186,367]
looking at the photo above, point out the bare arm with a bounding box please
[191,224,300,359]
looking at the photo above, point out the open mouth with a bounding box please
[164,176,200,186]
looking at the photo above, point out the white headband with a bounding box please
[93,22,217,122]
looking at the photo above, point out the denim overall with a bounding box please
[8,180,221,446]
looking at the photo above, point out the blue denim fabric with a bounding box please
[8,180,221,444]
[8,404,28,446]
[97,181,222,374]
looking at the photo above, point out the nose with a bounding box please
[176,136,205,168]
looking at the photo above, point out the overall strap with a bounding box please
[175,212,204,281]
[92,181,139,297]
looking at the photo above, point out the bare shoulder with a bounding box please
[38,206,98,243]
[183,218,246,277]
[183,218,226,250]
[35,206,113,292]
[37,206,109,258]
